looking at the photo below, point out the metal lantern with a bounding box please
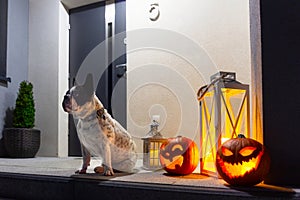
[142,119,167,170]
[198,71,250,176]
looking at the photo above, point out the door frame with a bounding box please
[68,0,127,156]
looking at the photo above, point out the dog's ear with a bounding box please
[72,78,78,86]
[83,74,94,96]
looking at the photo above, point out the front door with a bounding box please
[69,0,127,156]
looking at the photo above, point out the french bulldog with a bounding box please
[62,74,137,176]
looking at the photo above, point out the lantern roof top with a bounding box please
[142,120,164,139]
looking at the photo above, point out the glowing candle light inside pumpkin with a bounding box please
[160,144,184,169]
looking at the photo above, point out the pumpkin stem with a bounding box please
[237,134,246,138]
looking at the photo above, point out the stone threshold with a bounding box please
[0,157,298,199]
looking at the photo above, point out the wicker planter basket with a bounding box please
[3,128,40,158]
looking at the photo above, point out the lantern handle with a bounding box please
[197,73,229,101]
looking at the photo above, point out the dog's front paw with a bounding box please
[104,169,114,176]
[103,165,114,176]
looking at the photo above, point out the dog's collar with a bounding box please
[81,112,97,122]
[81,107,105,122]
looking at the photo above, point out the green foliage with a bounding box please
[13,81,35,128]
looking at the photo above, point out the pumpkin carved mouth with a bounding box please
[217,150,264,179]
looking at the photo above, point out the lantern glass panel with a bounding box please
[220,88,249,142]
[200,90,218,174]
[149,141,161,167]
[143,138,166,169]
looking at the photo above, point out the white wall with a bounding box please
[0,0,29,137]
[28,0,68,157]
[126,0,251,153]
[58,3,69,157]
[1,0,252,157]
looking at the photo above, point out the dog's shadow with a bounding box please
[71,171,135,180]
[71,168,139,180]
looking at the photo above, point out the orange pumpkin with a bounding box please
[159,136,199,175]
[216,134,270,186]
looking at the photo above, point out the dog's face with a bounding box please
[62,74,94,118]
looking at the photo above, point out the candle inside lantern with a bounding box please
[149,141,160,166]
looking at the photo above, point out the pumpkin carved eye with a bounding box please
[239,147,256,157]
[171,144,184,152]
[221,147,233,156]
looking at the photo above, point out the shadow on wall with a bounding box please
[0,107,13,157]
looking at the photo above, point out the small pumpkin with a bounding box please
[216,134,270,186]
[159,136,199,175]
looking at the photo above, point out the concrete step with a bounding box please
[0,157,298,199]
[0,172,298,200]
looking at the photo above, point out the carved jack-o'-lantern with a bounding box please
[216,134,270,186]
[159,136,199,175]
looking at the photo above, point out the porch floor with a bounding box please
[0,157,298,199]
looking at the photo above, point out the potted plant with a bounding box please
[3,81,40,158]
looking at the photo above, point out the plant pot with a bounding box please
[3,128,40,158]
